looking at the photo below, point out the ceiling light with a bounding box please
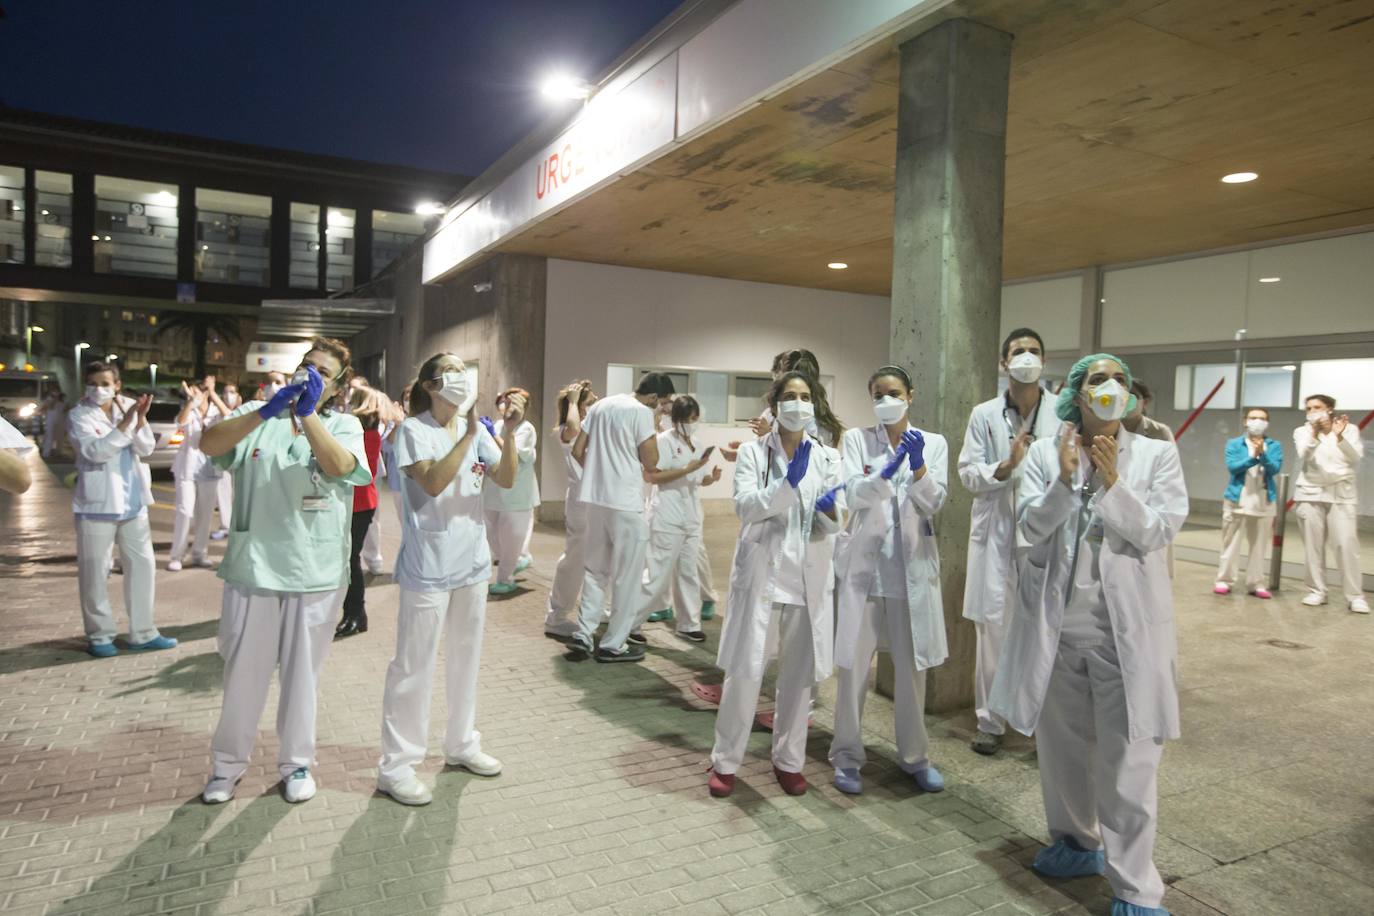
[154,190,178,205]
[415,201,446,216]
[1258,277,1281,283]
[107,354,118,361]
[1221,172,1258,184]
[40,209,49,216]
[202,244,209,250]
[827,262,849,270]
[103,235,112,242]
[1282,364,1297,371]
[541,74,592,100]
[91,234,100,241]
[29,325,44,333]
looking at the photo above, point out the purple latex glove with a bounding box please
[880,445,909,480]
[785,439,812,488]
[478,415,498,439]
[815,484,842,514]
[293,364,325,418]
[901,429,926,471]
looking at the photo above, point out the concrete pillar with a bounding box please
[883,18,1012,713]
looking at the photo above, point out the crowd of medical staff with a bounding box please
[0,327,1366,916]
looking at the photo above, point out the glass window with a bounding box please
[94,176,178,279]
[0,164,23,264]
[35,171,73,268]
[695,370,728,424]
[1241,364,1296,409]
[325,207,355,291]
[370,209,426,278]
[289,202,320,289]
[732,374,772,422]
[1300,358,1374,410]
[1172,363,1238,411]
[195,188,271,286]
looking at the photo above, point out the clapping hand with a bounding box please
[901,429,926,471]
[880,445,907,480]
[259,381,305,420]
[815,484,842,514]
[293,364,324,417]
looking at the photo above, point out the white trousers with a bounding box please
[519,513,534,566]
[485,509,532,585]
[215,474,233,529]
[1216,503,1272,589]
[210,584,341,781]
[698,538,718,604]
[378,584,486,787]
[710,603,814,775]
[830,596,930,773]
[636,524,704,633]
[1294,501,1363,602]
[974,619,1007,736]
[546,499,605,635]
[361,511,383,571]
[1037,643,1165,909]
[577,504,649,649]
[76,513,158,645]
[169,476,219,563]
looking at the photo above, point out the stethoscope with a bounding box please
[1001,389,1044,441]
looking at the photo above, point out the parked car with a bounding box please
[0,369,57,437]
[145,399,186,470]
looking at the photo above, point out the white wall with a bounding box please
[541,259,890,503]
[1001,274,1083,352]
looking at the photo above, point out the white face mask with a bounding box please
[434,371,475,412]
[1246,418,1269,436]
[680,422,698,437]
[265,381,284,398]
[86,384,115,406]
[1306,410,1327,424]
[224,392,241,408]
[872,395,908,426]
[776,400,814,433]
[1007,352,1043,384]
[1085,379,1129,422]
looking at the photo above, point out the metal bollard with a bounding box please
[1269,473,1290,592]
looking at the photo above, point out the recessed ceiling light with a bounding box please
[1221,172,1258,184]
[1282,365,1297,371]
[827,261,848,270]
[1258,277,1281,283]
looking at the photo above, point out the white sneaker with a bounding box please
[366,564,384,576]
[202,774,240,804]
[282,768,316,803]
[1350,597,1371,615]
[167,559,182,572]
[380,775,433,806]
[1301,592,1327,607]
[446,751,502,777]
[210,528,229,541]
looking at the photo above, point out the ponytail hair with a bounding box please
[671,395,701,449]
[408,352,460,417]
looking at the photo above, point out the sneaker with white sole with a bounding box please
[380,774,433,805]
[1301,592,1327,607]
[167,559,183,572]
[446,751,502,776]
[282,767,316,803]
[1351,597,1371,615]
[202,774,241,804]
[189,557,214,569]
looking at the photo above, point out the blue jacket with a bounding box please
[1223,436,1283,503]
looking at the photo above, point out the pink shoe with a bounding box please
[1251,588,1272,599]
[1213,584,1231,595]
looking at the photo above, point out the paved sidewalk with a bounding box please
[1,456,1370,916]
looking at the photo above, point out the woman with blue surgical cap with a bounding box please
[989,354,1188,916]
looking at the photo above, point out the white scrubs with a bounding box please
[1292,423,1364,603]
[378,412,502,789]
[635,430,709,634]
[1217,459,1274,590]
[169,405,221,564]
[68,396,160,646]
[545,435,606,635]
[574,394,657,649]
[484,418,540,585]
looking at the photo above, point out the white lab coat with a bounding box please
[990,428,1189,741]
[834,425,949,671]
[957,390,1061,625]
[715,432,843,686]
[68,396,156,516]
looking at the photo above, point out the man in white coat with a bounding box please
[958,327,1061,756]
[990,353,1187,916]
[570,372,672,661]
[1292,394,1366,613]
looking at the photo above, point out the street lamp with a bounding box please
[149,362,158,390]
[25,325,43,363]
[74,341,90,375]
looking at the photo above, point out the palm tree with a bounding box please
[154,311,241,380]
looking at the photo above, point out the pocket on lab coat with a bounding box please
[408,526,456,583]
[76,468,108,507]
[1335,480,1356,502]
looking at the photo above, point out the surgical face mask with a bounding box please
[1306,410,1327,424]
[291,367,310,387]
[1246,418,1269,436]
[1085,379,1129,422]
[1007,352,1043,384]
[872,395,908,425]
[680,422,698,437]
[434,371,475,412]
[86,384,115,406]
[776,400,814,432]
[265,382,284,398]
[224,391,241,408]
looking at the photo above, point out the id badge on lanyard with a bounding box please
[302,455,329,512]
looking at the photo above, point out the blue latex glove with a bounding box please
[880,446,908,480]
[258,383,305,420]
[815,485,842,514]
[785,439,812,488]
[478,416,498,439]
[901,429,926,471]
[293,365,324,417]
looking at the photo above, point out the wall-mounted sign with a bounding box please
[245,340,312,374]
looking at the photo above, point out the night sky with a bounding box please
[1,0,686,177]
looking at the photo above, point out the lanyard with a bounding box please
[1002,389,1043,441]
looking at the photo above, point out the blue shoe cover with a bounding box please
[128,635,178,651]
[87,641,118,658]
[833,768,862,795]
[911,765,945,793]
[1111,900,1169,916]
[700,601,716,621]
[646,608,674,623]
[1032,836,1105,878]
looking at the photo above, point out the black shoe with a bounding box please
[569,634,595,657]
[595,643,646,663]
[626,631,648,646]
[678,630,707,643]
[334,616,367,639]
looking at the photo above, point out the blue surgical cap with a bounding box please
[1055,352,1137,424]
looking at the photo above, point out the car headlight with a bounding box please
[168,432,185,446]
[17,403,37,419]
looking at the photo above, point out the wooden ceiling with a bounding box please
[498,0,1374,295]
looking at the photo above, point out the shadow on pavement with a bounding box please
[112,650,223,698]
